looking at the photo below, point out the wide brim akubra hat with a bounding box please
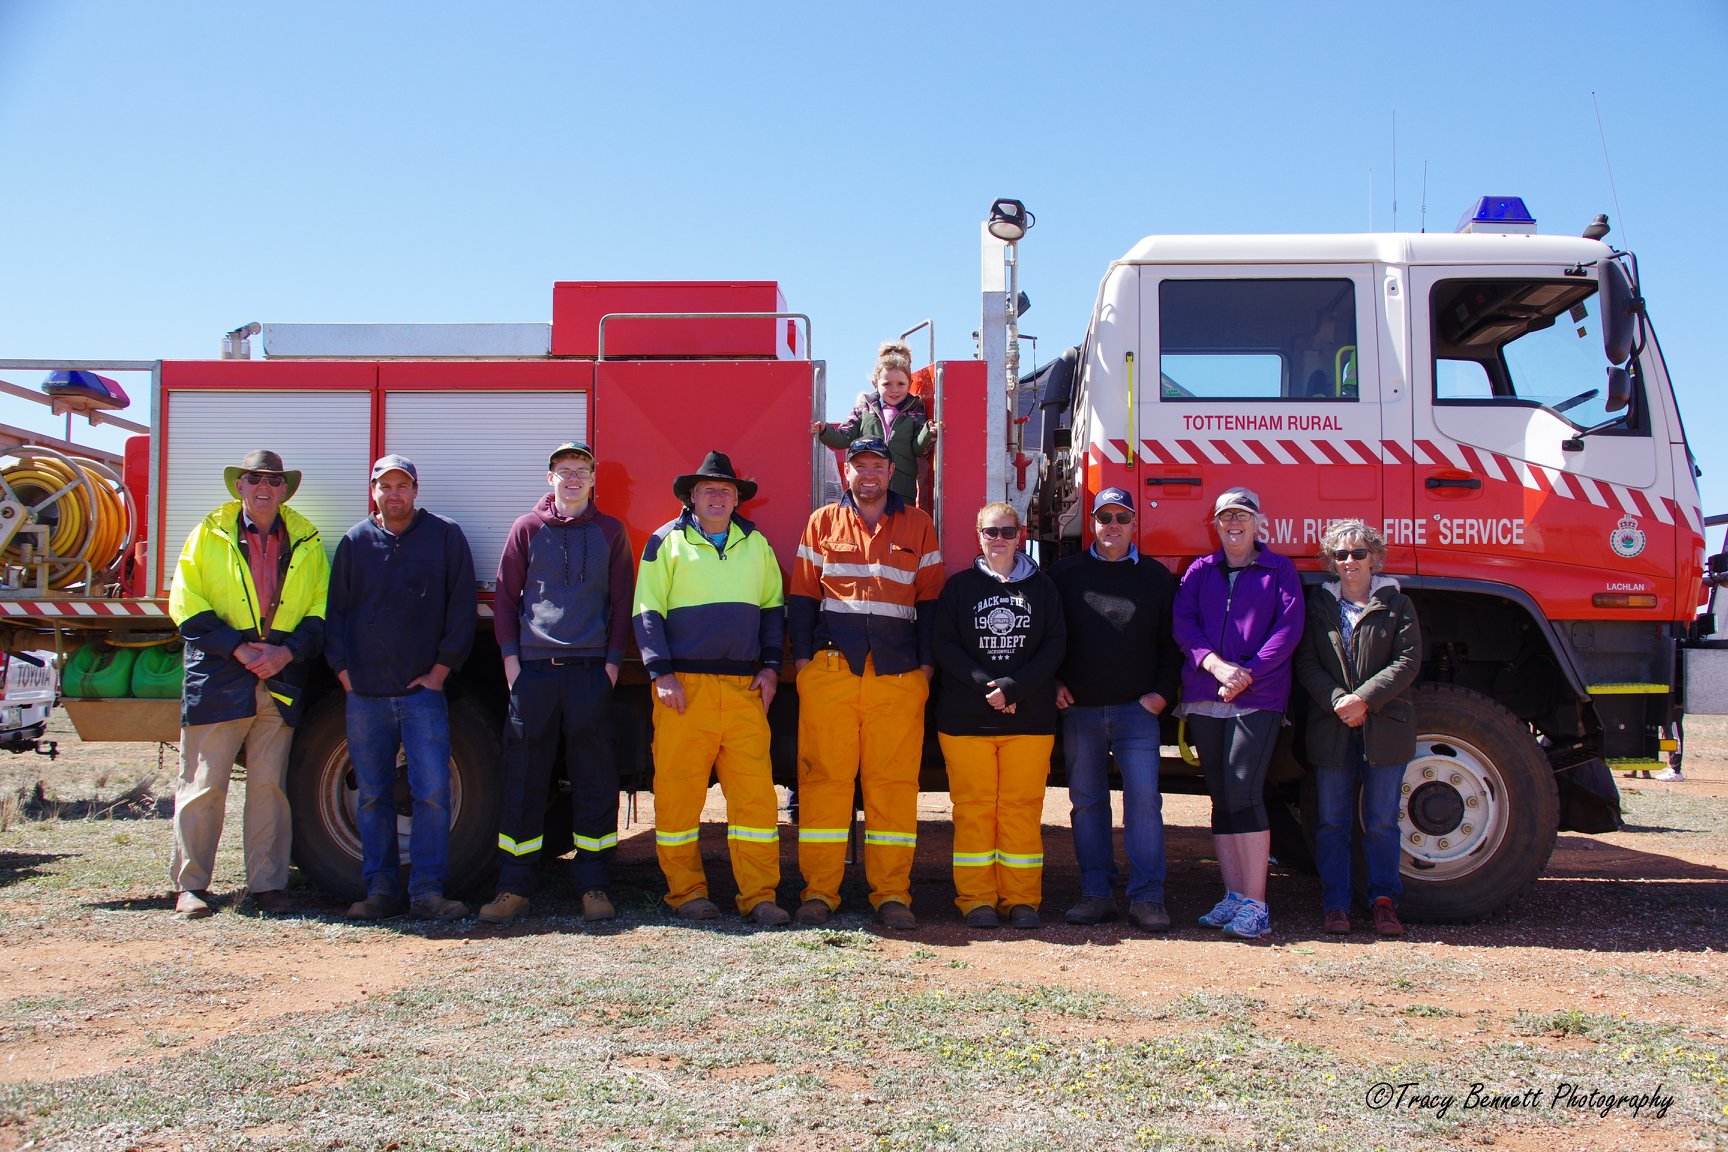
[672,450,759,504]
[223,449,302,501]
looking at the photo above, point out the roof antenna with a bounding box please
[1391,110,1398,232]
[1591,91,1631,248]
[1367,168,1374,231]
[1419,161,1428,233]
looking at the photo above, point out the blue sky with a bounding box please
[2,1,1724,536]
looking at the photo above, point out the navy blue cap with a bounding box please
[1092,486,1134,514]
[845,437,892,461]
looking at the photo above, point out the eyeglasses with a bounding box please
[553,468,594,481]
[1093,510,1133,525]
[1331,548,1371,561]
[978,525,1020,540]
[1216,510,1254,523]
[241,473,285,488]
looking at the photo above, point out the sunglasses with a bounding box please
[241,473,286,488]
[978,525,1020,540]
[1093,510,1134,525]
[1331,548,1371,561]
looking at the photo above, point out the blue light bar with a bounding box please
[1470,196,1535,224]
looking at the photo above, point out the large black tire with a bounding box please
[1397,684,1558,923]
[286,692,503,903]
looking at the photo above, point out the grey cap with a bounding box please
[549,441,596,468]
[1211,486,1261,519]
[370,454,417,483]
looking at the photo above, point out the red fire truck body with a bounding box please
[2,197,1721,922]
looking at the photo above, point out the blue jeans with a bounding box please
[346,689,453,900]
[1063,702,1165,903]
[1314,731,1405,910]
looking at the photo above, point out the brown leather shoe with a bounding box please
[745,901,791,927]
[175,890,213,919]
[795,899,831,925]
[581,890,617,922]
[249,889,293,915]
[1127,901,1171,932]
[876,901,917,930]
[409,894,468,922]
[675,897,720,921]
[478,892,530,925]
[1372,897,1405,937]
[1007,904,1042,930]
[347,892,405,920]
[1323,908,1352,934]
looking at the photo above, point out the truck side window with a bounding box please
[1158,279,1357,401]
[1431,278,1646,435]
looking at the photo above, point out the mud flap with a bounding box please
[1553,756,1623,833]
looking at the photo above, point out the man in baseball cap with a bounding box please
[481,440,635,926]
[328,454,477,921]
[1049,483,1180,931]
[786,435,944,930]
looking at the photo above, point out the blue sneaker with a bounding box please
[1221,900,1271,940]
[1197,892,1246,928]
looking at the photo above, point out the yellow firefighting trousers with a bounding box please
[938,732,1054,912]
[651,673,780,913]
[795,651,928,910]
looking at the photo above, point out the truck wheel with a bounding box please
[287,693,503,903]
[1397,684,1558,923]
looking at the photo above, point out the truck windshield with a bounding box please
[1432,278,1643,434]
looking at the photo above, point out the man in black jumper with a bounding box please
[328,454,477,921]
[481,442,635,926]
[1048,487,1181,931]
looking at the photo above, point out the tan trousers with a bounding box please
[169,682,294,894]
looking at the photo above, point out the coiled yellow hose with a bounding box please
[0,450,132,590]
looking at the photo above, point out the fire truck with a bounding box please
[1,195,1721,922]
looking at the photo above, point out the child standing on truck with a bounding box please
[812,340,939,503]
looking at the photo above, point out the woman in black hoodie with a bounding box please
[933,502,1066,929]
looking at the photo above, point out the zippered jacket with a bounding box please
[326,510,477,697]
[788,491,944,676]
[1294,578,1422,767]
[494,494,635,665]
[633,509,785,680]
[933,554,1067,736]
[818,391,934,503]
[1173,544,1304,713]
[168,501,329,728]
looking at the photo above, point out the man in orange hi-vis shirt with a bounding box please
[787,437,945,930]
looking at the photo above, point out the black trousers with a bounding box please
[496,660,619,893]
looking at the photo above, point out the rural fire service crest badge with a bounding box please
[1610,516,1647,558]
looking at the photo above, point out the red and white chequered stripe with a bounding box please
[0,600,169,617]
[1100,437,1702,536]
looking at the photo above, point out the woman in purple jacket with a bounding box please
[1173,487,1305,940]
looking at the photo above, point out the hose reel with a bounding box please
[0,447,135,592]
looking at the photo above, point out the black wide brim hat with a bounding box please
[223,449,302,501]
[672,449,759,505]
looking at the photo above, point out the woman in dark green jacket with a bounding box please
[812,340,938,503]
[1294,520,1422,938]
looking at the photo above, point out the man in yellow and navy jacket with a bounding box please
[634,451,789,926]
[788,437,944,930]
[166,450,329,919]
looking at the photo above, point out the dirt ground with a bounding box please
[2,716,1725,1148]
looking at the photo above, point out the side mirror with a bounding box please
[1605,366,1631,413]
[1600,260,1635,365]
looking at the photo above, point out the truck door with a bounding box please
[1407,266,1673,609]
[1137,265,1383,565]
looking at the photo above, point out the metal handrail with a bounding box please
[596,312,812,362]
[898,319,935,370]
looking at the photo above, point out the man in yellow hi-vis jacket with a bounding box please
[634,451,789,926]
[166,450,329,919]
